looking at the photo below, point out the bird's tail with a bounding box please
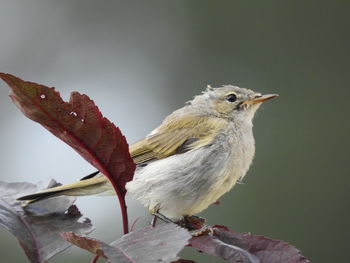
[17,172,113,204]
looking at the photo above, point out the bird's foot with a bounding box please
[152,213,213,236]
[182,215,206,229]
[175,215,212,236]
[190,225,214,237]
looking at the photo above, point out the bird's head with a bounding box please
[190,85,278,124]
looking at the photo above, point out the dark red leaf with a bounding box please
[62,223,192,263]
[0,73,135,198]
[60,232,106,258]
[0,180,94,263]
[190,225,311,263]
[0,73,136,233]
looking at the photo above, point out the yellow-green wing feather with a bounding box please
[129,115,225,165]
[17,115,226,202]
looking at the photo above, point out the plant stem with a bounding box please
[119,196,129,234]
[91,179,129,263]
[91,255,99,263]
[110,180,129,234]
[151,215,158,227]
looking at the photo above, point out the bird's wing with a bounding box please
[130,115,225,165]
[17,116,225,202]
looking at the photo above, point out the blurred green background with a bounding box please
[0,0,349,262]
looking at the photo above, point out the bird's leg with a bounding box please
[152,211,176,224]
[150,205,176,224]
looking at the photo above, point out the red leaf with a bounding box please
[62,223,192,263]
[0,73,136,233]
[0,180,94,263]
[190,225,311,263]
[60,232,106,258]
[0,73,135,196]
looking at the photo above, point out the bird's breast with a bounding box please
[196,126,256,209]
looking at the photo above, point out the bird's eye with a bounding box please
[226,93,237,102]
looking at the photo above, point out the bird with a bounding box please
[18,85,278,221]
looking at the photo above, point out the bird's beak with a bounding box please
[243,94,279,105]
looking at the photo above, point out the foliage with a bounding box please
[190,225,310,263]
[0,72,135,234]
[0,180,93,263]
[62,224,191,263]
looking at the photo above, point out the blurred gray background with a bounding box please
[0,0,349,262]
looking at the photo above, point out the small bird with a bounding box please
[18,86,277,220]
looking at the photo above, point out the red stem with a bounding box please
[90,255,99,263]
[99,167,129,234]
[111,181,129,234]
[151,215,158,228]
[90,180,128,263]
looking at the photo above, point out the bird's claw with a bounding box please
[190,225,214,236]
